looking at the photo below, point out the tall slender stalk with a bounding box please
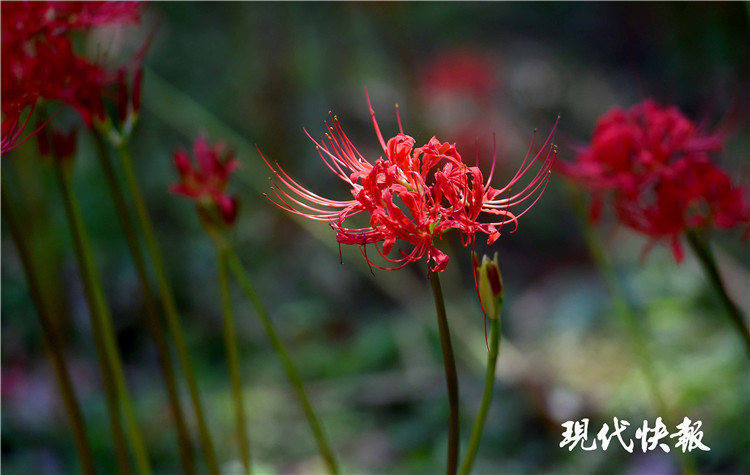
[429,271,459,475]
[567,188,696,474]
[227,251,339,474]
[91,131,196,473]
[52,160,132,475]
[2,175,96,475]
[116,142,219,474]
[685,228,750,354]
[568,190,668,416]
[459,315,500,475]
[54,159,152,475]
[216,247,251,474]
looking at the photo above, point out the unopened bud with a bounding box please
[474,252,503,320]
[52,129,77,162]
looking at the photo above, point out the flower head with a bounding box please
[615,156,750,261]
[560,100,722,197]
[262,92,558,272]
[561,99,749,261]
[1,1,144,143]
[172,137,240,227]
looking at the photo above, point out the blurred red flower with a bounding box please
[616,156,750,261]
[1,1,142,152]
[420,49,499,100]
[172,137,240,226]
[561,99,749,261]
[418,49,502,164]
[262,93,557,272]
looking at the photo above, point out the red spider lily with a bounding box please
[1,1,141,42]
[561,99,748,261]
[262,92,558,272]
[1,1,143,138]
[172,137,240,226]
[616,156,750,262]
[559,100,724,220]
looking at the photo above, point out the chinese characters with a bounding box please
[561,417,710,453]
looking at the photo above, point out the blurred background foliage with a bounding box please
[2,2,749,474]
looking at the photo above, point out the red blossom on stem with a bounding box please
[1,1,143,151]
[561,99,749,261]
[262,92,558,272]
[171,137,240,226]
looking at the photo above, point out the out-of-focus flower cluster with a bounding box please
[418,49,502,163]
[1,1,142,153]
[172,137,240,228]
[263,95,557,272]
[561,100,750,261]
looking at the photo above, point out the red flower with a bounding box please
[561,99,748,261]
[172,137,240,226]
[560,100,722,197]
[616,156,750,262]
[1,1,143,140]
[262,92,558,272]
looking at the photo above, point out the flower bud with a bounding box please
[474,252,503,320]
[44,128,77,163]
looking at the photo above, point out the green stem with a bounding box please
[567,188,698,474]
[54,160,152,475]
[227,251,339,474]
[429,271,460,475]
[568,189,668,416]
[92,131,196,473]
[216,247,251,474]
[116,143,219,474]
[53,161,132,475]
[685,228,750,354]
[2,175,96,475]
[459,314,501,475]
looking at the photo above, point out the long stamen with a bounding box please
[365,88,387,153]
[395,103,403,135]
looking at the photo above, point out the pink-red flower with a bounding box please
[172,137,240,226]
[615,156,750,261]
[561,99,749,261]
[1,1,143,152]
[262,93,558,272]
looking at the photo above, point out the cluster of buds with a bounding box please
[262,93,558,272]
[561,100,750,261]
[36,126,78,165]
[171,137,240,238]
